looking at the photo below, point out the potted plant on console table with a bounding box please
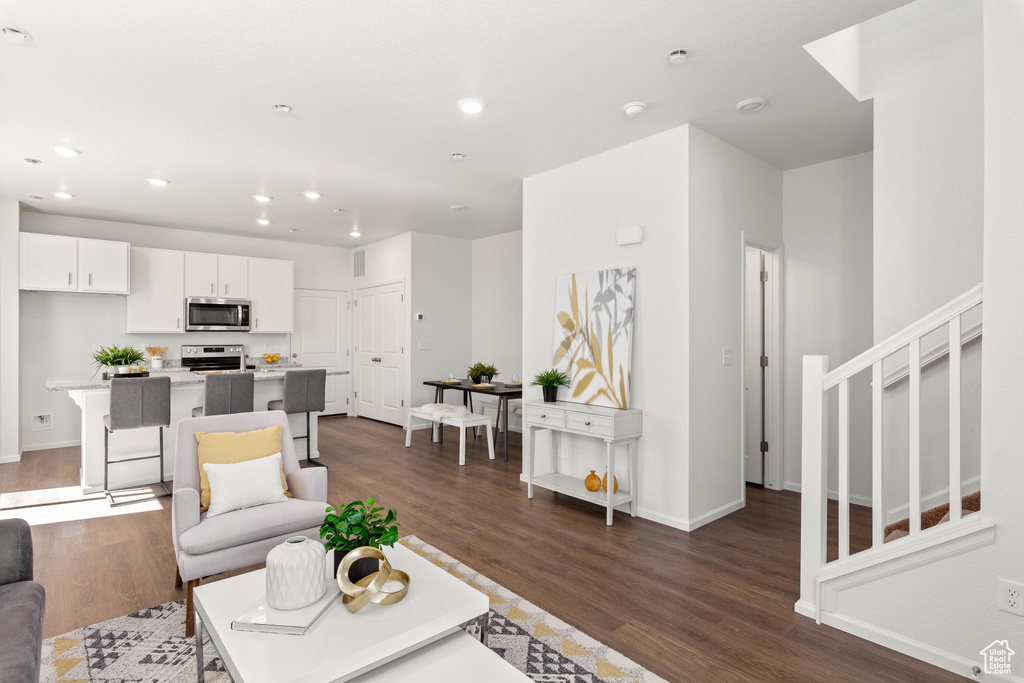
[320,497,400,583]
[531,368,571,403]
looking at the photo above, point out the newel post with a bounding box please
[799,355,829,616]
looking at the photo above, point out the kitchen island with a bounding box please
[46,368,347,494]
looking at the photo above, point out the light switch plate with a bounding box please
[722,348,734,365]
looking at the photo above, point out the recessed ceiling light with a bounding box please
[51,146,82,158]
[735,97,768,113]
[23,158,41,164]
[1,28,31,45]
[450,204,468,212]
[457,98,485,114]
[253,194,272,202]
[273,104,292,113]
[52,191,75,199]
[450,153,465,161]
[256,218,270,226]
[146,177,171,187]
[288,228,299,233]
[28,195,43,201]
[303,191,322,199]
[350,228,361,237]
[623,101,647,118]
[668,49,688,65]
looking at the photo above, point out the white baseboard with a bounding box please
[783,481,872,508]
[22,440,81,452]
[0,451,23,464]
[814,610,1022,682]
[635,507,692,532]
[683,497,745,532]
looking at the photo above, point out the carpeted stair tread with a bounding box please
[883,490,980,543]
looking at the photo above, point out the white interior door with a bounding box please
[353,282,406,426]
[292,289,349,416]
[378,282,405,426]
[745,248,765,485]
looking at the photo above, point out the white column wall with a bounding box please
[0,199,20,462]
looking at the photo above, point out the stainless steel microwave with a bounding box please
[185,298,251,331]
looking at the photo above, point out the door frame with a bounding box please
[739,232,785,500]
[291,287,351,415]
[352,278,407,422]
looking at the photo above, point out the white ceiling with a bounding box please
[0,1,907,247]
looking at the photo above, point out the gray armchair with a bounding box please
[172,410,328,636]
[0,518,45,683]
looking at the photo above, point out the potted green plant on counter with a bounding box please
[320,497,401,582]
[91,344,146,377]
[467,362,499,384]
[531,368,571,403]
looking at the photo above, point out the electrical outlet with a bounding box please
[264,343,273,351]
[30,414,52,431]
[560,444,569,460]
[998,578,1024,616]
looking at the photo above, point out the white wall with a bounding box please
[687,126,783,526]
[864,0,984,340]
[19,212,350,450]
[781,153,873,500]
[409,232,472,408]
[471,231,523,381]
[0,200,20,462]
[818,2,1024,674]
[524,126,690,527]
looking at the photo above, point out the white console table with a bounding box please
[524,400,642,525]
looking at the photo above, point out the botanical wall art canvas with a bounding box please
[553,268,636,408]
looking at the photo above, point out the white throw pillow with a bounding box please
[203,452,288,517]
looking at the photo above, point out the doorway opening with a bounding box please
[741,234,784,496]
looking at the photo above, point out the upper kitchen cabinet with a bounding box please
[248,257,294,333]
[78,238,129,293]
[184,252,248,299]
[127,247,186,333]
[20,233,129,294]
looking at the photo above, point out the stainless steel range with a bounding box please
[181,345,245,374]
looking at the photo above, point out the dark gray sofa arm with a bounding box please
[0,518,33,585]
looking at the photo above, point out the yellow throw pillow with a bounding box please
[194,424,291,511]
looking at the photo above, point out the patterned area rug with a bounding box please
[41,535,666,683]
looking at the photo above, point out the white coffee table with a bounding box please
[193,543,519,682]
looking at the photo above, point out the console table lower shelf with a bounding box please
[524,400,642,526]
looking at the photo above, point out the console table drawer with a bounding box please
[524,405,565,428]
[566,412,614,436]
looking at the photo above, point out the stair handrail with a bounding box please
[822,283,983,391]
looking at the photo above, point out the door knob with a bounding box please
[292,353,297,358]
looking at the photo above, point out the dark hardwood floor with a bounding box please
[0,415,958,682]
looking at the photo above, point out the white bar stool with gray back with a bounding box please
[267,369,327,467]
[103,375,172,506]
[192,372,254,417]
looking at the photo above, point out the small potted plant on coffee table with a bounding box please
[467,362,499,384]
[531,368,571,403]
[320,497,400,582]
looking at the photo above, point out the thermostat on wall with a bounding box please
[616,225,644,245]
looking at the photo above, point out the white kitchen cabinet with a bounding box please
[184,251,218,297]
[248,257,294,333]
[218,255,248,298]
[20,233,78,291]
[78,238,129,294]
[126,247,186,333]
[20,233,129,294]
[184,252,248,298]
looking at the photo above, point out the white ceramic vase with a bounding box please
[266,536,326,610]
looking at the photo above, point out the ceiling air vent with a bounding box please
[353,250,366,278]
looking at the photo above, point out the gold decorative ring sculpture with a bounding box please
[336,546,410,613]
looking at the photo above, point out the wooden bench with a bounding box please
[406,406,495,465]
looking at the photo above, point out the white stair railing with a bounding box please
[799,284,983,612]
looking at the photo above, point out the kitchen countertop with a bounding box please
[45,368,349,392]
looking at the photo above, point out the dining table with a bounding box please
[422,380,523,462]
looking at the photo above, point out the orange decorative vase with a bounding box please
[602,469,618,494]
[584,470,601,492]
